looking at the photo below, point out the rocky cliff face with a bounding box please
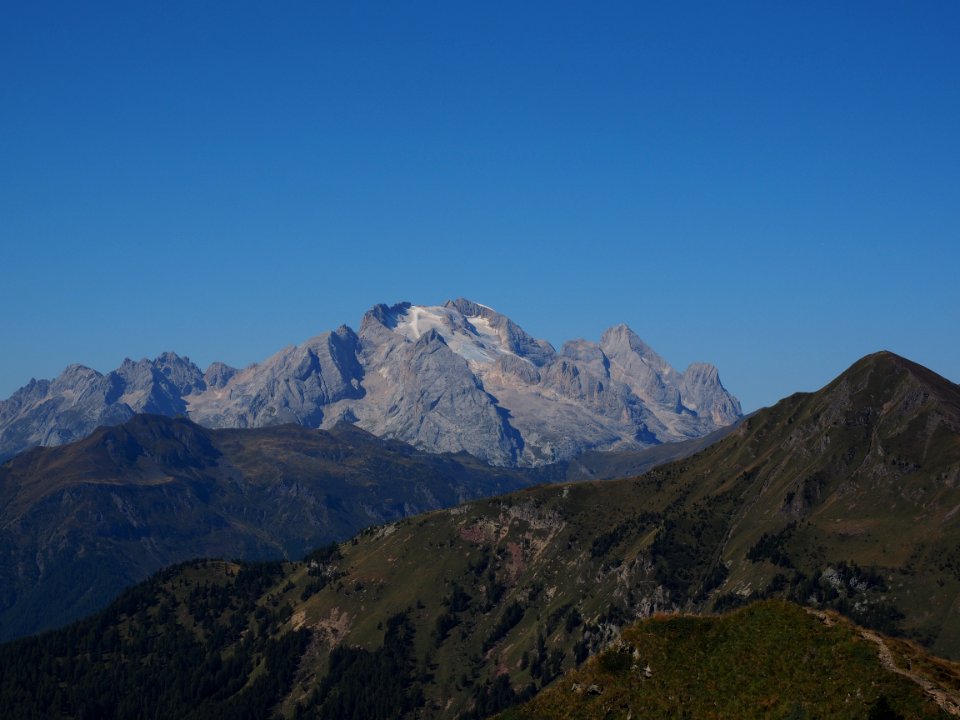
[0,299,741,465]
[187,325,364,429]
[332,300,740,465]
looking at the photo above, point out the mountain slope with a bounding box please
[0,416,534,640]
[0,411,720,642]
[0,299,741,465]
[259,346,960,713]
[501,601,960,719]
[695,351,960,655]
[0,351,957,718]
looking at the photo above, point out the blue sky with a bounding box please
[1,2,957,412]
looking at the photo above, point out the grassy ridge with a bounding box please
[502,601,957,719]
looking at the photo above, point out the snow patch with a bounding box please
[392,304,516,366]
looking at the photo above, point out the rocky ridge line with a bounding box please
[0,299,741,465]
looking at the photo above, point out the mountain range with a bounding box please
[0,299,741,466]
[1,349,958,719]
[0,413,728,641]
[0,417,531,641]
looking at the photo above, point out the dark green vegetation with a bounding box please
[0,412,712,641]
[0,560,312,719]
[501,600,960,719]
[1,350,959,718]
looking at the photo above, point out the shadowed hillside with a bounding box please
[0,417,534,640]
[0,412,718,641]
[1,351,957,718]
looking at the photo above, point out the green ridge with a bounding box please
[501,600,959,719]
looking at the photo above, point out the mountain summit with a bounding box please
[0,300,740,465]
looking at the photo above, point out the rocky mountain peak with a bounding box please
[154,352,206,393]
[359,301,411,333]
[684,361,720,380]
[51,363,104,391]
[443,297,495,319]
[58,362,102,380]
[599,323,667,369]
[444,298,556,366]
[819,351,960,434]
[203,361,237,389]
[680,362,740,425]
[333,324,357,340]
[0,299,743,466]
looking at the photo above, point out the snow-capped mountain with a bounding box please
[0,299,741,465]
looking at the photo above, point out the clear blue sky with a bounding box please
[1,2,957,412]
